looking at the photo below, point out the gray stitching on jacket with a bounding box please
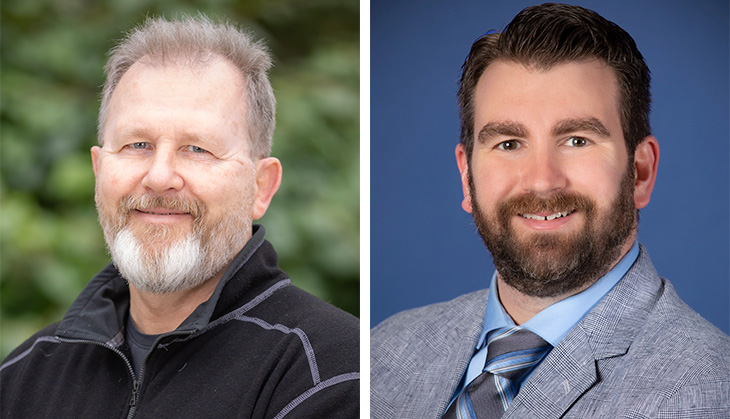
[160,279,291,348]
[235,315,321,386]
[272,372,360,419]
[0,336,59,372]
[207,278,291,329]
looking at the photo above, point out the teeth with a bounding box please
[521,211,573,221]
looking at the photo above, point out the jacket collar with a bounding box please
[55,225,282,345]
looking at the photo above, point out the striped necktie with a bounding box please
[443,327,551,418]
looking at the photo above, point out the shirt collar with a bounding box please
[478,240,640,348]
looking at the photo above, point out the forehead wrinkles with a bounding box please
[104,58,247,142]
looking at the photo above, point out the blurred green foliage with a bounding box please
[0,0,359,359]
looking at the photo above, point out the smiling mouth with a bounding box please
[135,209,189,216]
[519,210,575,221]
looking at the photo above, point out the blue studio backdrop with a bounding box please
[370,0,730,334]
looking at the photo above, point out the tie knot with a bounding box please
[484,327,551,382]
[443,327,553,418]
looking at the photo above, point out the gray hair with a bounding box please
[98,15,276,158]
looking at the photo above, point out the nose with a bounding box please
[140,147,184,193]
[520,149,568,195]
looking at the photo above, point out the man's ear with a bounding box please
[455,143,473,213]
[633,136,659,209]
[252,157,283,220]
[90,146,101,204]
[91,146,101,177]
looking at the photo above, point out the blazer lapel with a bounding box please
[418,290,489,417]
[505,326,599,418]
[427,293,490,417]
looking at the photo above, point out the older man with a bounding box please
[1,16,358,418]
[371,3,730,418]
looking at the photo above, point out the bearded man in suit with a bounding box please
[371,3,730,418]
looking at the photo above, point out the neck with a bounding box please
[497,238,636,325]
[128,271,223,335]
[496,279,565,325]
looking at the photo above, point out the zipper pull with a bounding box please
[130,380,140,407]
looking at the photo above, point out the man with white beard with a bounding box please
[1,16,359,418]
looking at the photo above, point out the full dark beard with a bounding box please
[470,166,636,298]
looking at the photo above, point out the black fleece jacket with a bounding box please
[1,225,360,418]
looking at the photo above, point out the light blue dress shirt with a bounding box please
[453,241,640,400]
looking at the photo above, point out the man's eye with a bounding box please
[497,140,520,151]
[567,136,588,147]
[131,142,148,149]
[186,145,208,153]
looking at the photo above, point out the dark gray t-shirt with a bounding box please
[125,316,159,376]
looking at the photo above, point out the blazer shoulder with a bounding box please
[650,278,730,355]
[372,289,488,342]
[662,277,729,352]
[652,287,730,416]
[371,289,489,419]
[622,277,730,414]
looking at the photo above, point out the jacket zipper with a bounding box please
[55,337,140,418]
[57,330,194,418]
[126,330,193,418]
[129,380,141,417]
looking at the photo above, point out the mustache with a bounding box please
[498,192,594,218]
[118,194,206,221]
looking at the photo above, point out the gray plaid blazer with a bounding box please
[371,246,730,418]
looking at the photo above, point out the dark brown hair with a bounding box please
[458,3,651,163]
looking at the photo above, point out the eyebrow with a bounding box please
[477,121,528,143]
[117,127,153,141]
[116,127,212,144]
[476,117,611,144]
[552,117,611,138]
